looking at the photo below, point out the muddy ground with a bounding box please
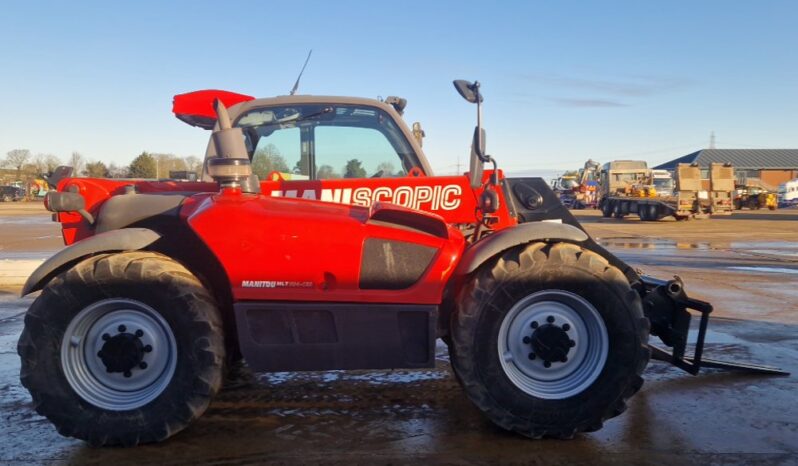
[1,203,797,465]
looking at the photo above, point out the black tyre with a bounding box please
[1,194,10,202]
[638,206,649,221]
[449,242,650,438]
[18,252,225,446]
[648,205,660,221]
[600,200,612,218]
[613,202,625,219]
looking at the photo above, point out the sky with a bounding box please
[0,0,795,176]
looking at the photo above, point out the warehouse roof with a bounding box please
[655,149,798,170]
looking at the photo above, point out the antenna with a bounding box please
[709,131,716,149]
[290,49,313,96]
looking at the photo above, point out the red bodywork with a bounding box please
[172,90,254,129]
[54,171,513,305]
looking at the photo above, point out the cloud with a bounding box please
[549,98,629,108]
[523,73,690,97]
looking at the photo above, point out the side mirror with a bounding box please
[472,127,486,160]
[45,166,74,188]
[453,80,482,104]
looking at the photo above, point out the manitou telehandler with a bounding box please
[19,80,785,446]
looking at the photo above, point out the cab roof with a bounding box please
[173,90,400,130]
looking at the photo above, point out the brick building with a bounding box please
[655,149,798,190]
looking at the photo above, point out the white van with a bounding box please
[777,179,798,207]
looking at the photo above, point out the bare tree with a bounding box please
[69,151,84,177]
[34,153,62,175]
[184,155,202,176]
[4,149,31,181]
[108,163,128,178]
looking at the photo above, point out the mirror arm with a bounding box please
[474,81,483,158]
[77,209,95,225]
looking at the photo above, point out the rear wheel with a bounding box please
[600,200,613,218]
[18,252,225,446]
[449,242,650,438]
[612,202,625,219]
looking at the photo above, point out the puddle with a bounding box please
[0,216,53,225]
[598,238,713,250]
[727,266,798,275]
[730,241,798,249]
[600,238,798,260]
[689,328,747,345]
[258,369,449,386]
[0,251,54,260]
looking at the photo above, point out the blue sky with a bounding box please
[1,0,795,175]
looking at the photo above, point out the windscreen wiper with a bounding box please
[276,106,333,125]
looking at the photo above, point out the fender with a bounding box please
[21,228,161,296]
[456,222,588,275]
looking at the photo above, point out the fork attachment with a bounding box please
[639,275,788,376]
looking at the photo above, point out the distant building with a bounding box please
[655,149,798,190]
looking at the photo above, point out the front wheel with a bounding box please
[449,242,650,438]
[18,252,225,446]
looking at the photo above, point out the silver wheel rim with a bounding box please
[497,290,609,400]
[60,298,178,411]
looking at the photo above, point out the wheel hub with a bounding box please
[61,299,177,410]
[97,326,151,376]
[528,321,574,365]
[497,290,609,399]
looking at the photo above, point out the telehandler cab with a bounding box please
[19,80,786,446]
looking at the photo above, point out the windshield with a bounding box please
[653,178,673,190]
[234,104,417,180]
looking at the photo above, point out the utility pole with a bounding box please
[456,156,461,175]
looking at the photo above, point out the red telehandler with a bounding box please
[19,80,785,446]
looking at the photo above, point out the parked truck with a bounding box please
[598,161,734,221]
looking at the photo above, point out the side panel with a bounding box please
[235,302,436,371]
[185,193,465,304]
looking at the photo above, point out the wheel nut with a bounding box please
[523,336,531,344]
[97,351,103,358]
[528,352,536,360]
[102,333,110,341]
[568,340,576,348]
[139,362,148,370]
[546,316,555,323]
[543,361,551,368]
[561,356,568,363]
[118,325,127,333]
[530,321,539,329]
[562,324,571,331]
[143,344,153,353]
[124,371,132,378]
[135,329,144,337]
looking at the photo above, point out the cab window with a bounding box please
[236,104,416,180]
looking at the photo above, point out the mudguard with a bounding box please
[21,228,161,296]
[456,221,588,275]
